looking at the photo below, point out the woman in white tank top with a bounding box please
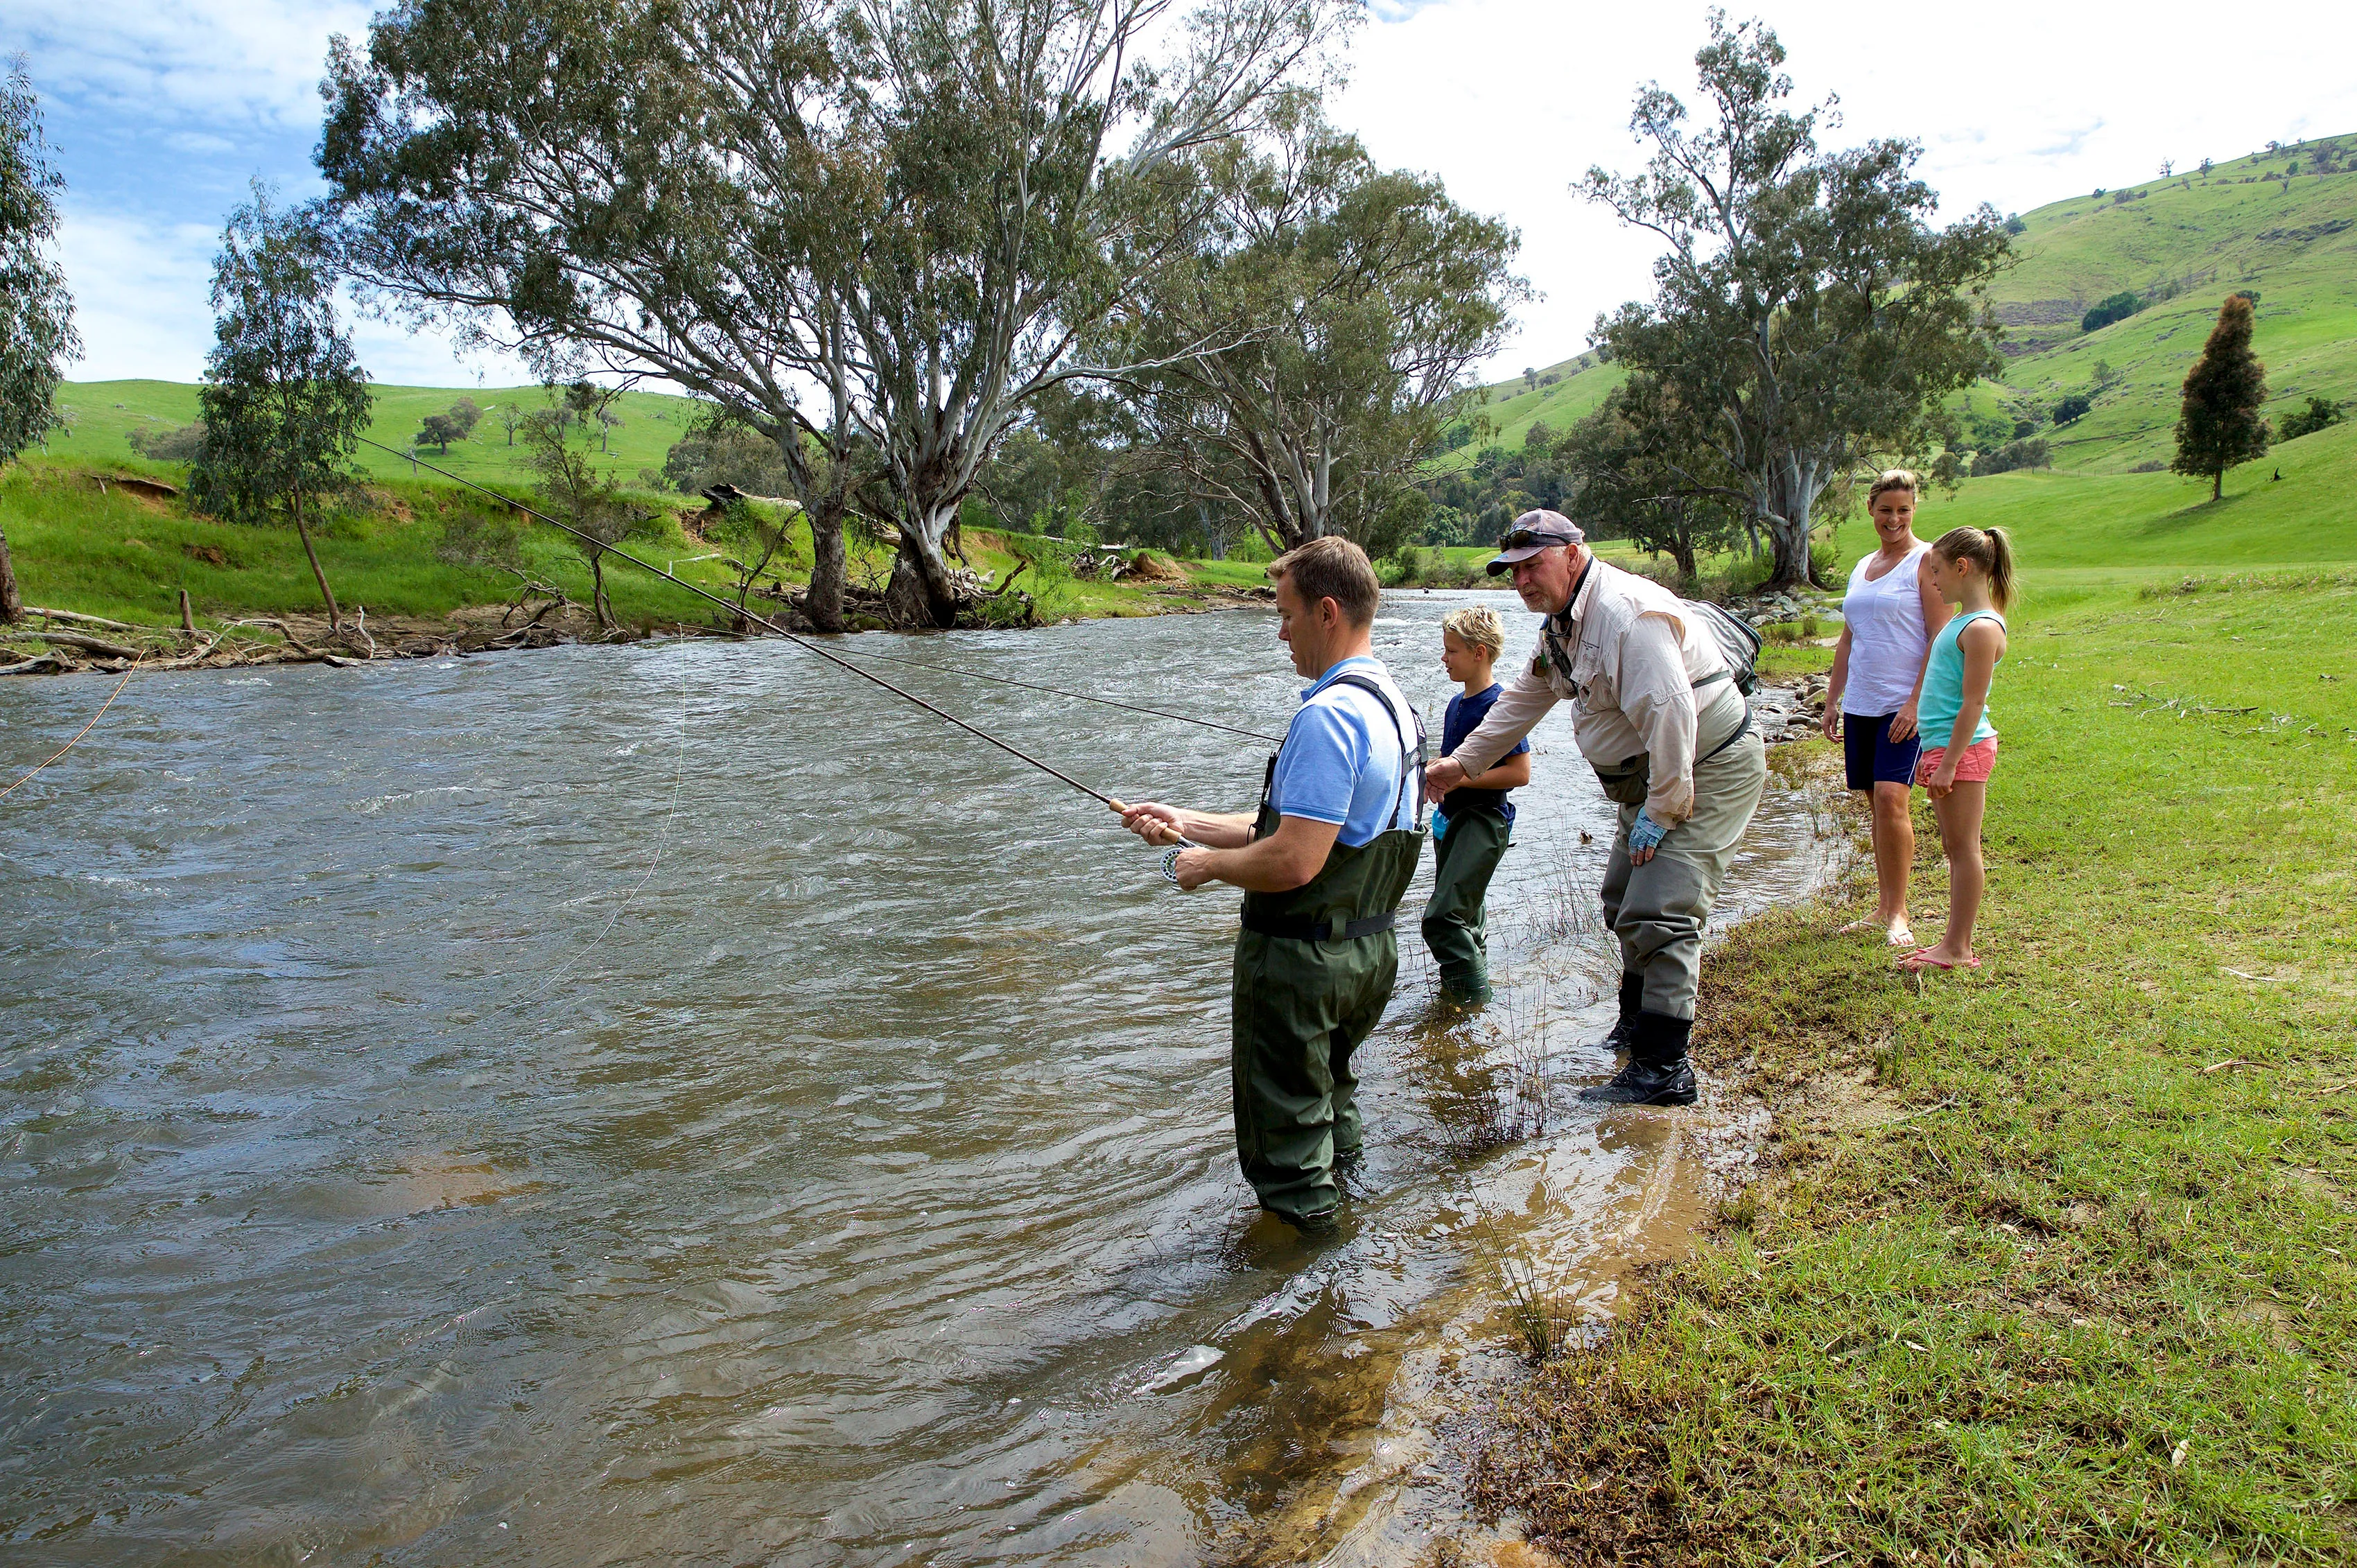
[1821,471,1953,946]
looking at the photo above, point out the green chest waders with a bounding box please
[1229,674,1427,1226]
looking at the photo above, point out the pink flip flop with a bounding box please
[1896,948,1979,973]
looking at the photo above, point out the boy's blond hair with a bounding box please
[1440,604,1507,658]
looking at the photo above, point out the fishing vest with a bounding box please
[1536,564,1753,807]
[1238,672,1429,944]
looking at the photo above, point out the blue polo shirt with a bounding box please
[1435,683,1528,824]
[1269,656,1418,848]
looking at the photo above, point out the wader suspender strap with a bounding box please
[1325,672,1427,832]
[1242,670,1427,943]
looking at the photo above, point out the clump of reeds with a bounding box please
[1467,1219,1590,1364]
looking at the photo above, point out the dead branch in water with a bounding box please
[26,628,144,660]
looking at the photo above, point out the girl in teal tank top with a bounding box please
[1918,610,2003,747]
[1901,528,2015,976]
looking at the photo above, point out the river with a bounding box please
[0,592,1837,1565]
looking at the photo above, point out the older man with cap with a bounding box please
[1425,511,1767,1106]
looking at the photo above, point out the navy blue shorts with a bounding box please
[1843,712,1921,791]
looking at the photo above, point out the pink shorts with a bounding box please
[1917,737,1999,785]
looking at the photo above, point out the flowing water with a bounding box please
[0,593,1838,1565]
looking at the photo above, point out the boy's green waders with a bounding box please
[1230,674,1426,1229]
[1420,804,1511,1004]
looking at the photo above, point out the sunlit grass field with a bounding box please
[1474,570,2357,1561]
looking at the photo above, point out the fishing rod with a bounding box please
[356,437,1148,819]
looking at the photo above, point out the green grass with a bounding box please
[1433,356,1626,471]
[1469,573,2357,1562]
[45,379,706,488]
[0,462,735,629]
[0,460,1239,636]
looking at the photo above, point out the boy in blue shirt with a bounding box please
[1423,606,1531,1005]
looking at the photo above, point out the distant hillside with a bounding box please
[1475,132,2357,480]
[44,380,707,491]
[1435,353,1624,469]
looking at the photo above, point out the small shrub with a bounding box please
[2080,291,2143,333]
[126,421,206,462]
[1972,437,2051,477]
[2053,392,2093,426]
[2277,394,2346,441]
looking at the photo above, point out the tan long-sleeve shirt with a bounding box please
[1448,558,1736,824]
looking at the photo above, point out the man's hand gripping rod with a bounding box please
[1103,798,1205,886]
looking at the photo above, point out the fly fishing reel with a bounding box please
[1160,838,1204,885]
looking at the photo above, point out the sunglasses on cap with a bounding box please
[1497,526,1576,552]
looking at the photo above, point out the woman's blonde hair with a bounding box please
[1932,525,2017,611]
[1868,469,1920,505]
[1440,604,1507,658]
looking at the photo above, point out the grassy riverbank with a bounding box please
[1468,573,2357,1561]
[0,458,1244,641]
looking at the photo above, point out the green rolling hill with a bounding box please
[42,379,706,489]
[1448,131,2357,584]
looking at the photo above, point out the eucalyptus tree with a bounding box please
[320,0,1350,628]
[1556,375,1735,584]
[189,185,374,634]
[0,58,80,624]
[1106,101,1523,555]
[1581,13,2008,587]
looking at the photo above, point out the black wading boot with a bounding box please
[1578,1011,1698,1106]
[1597,971,1645,1053]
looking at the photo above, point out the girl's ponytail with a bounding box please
[1933,525,2017,611]
[1984,527,2015,611]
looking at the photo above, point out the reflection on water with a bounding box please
[0,595,1836,1565]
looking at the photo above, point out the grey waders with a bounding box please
[1231,675,1427,1230]
[1581,683,1766,1106]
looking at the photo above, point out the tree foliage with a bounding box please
[2171,295,2270,502]
[662,408,796,498]
[190,184,375,632]
[1557,376,1737,582]
[319,0,1351,629]
[2277,394,2345,442]
[523,416,661,633]
[1579,12,2008,587]
[2080,290,2141,333]
[0,56,80,621]
[1102,101,1524,557]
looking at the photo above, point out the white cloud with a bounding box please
[21,0,2357,387]
[54,209,220,382]
[1,0,374,134]
[1337,0,2357,376]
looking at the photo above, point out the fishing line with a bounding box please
[355,438,1138,815]
[0,656,142,802]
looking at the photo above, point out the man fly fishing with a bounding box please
[1120,538,1425,1235]
[1427,512,1768,1107]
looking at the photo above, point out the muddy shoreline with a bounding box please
[0,582,1277,679]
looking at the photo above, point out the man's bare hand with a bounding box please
[1122,801,1188,846]
[1425,758,1467,798]
[1170,847,1216,890]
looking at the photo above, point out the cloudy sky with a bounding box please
[8,0,2355,387]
